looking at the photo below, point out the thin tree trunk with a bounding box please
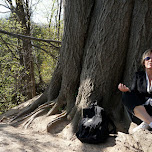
[15,0,36,99]
[57,0,62,41]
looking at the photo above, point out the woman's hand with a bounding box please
[118,83,130,92]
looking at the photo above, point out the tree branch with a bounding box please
[0,36,19,60]
[0,4,10,9]
[0,11,10,13]
[0,29,61,44]
[31,44,57,60]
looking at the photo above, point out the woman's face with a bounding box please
[144,53,152,70]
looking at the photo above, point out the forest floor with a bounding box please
[0,97,117,152]
[0,123,116,152]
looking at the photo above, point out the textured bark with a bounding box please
[70,0,134,131]
[54,0,95,112]
[124,0,152,83]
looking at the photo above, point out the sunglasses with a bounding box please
[144,57,151,61]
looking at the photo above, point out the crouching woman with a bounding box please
[118,49,152,132]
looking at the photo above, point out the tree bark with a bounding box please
[69,0,134,131]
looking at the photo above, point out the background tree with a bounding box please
[7,0,36,99]
[2,0,152,137]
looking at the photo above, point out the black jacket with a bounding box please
[131,71,152,103]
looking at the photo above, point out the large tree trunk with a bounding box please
[11,0,152,136]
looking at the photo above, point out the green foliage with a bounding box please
[32,24,59,83]
[41,53,57,82]
[0,18,62,114]
[0,0,64,114]
[0,29,25,113]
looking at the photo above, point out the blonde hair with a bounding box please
[141,49,152,66]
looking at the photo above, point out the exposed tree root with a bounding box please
[10,93,48,122]
[67,106,77,121]
[7,87,75,133]
[9,96,67,131]
[21,101,57,128]
[23,109,46,129]
[0,116,10,122]
[47,101,64,116]
[47,110,67,132]
[10,101,55,123]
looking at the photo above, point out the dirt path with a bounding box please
[0,123,116,152]
[0,97,117,152]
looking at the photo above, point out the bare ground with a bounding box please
[0,97,117,152]
[0,123,117,152]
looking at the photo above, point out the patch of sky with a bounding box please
[0,0,62,25]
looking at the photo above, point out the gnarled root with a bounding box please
[23,108,46,129]
[10,101,55,125]
[47,110,67,132]
[21,102,56,128]
[10,93,48,122]
[47,100,64,116]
